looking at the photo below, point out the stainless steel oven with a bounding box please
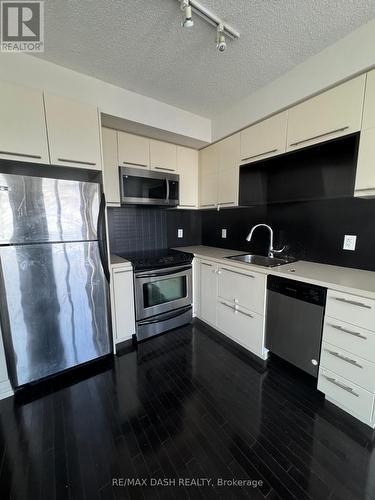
[120,166,179,206]
[134,264,192,340]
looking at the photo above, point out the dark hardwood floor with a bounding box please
[0,320,375,500]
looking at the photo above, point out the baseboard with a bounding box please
[0,378,13,400]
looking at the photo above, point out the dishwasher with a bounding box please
[266,275,327,377]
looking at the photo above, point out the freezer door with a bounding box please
[0,241,111,387]
[0,173,100,245]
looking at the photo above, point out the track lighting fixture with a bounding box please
[181,0,194,28]
[176,0,239,51]
[216,24,226,52]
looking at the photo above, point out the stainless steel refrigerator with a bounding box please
[0,173,111,388]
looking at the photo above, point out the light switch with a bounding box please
[343,235,357,251]
[221,229,227,239]
[178,229,183,238]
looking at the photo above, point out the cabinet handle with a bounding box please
[201,262,212,267]
[154,166,175,172]
[332,297,371,309]
[220,301,253,318]
[218,202,235,206]
[201,203,215,208]
[58,158,96,166]
[123,162,148,168]
[289,126,349,147]
[178,204,196,207]
[241,148,278,162]
[322,375,359,397]
[324,349,363,368]
[0,150,42,159]
[328,323,367,340]
[220,267,255,278]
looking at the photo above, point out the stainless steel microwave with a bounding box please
[120,166,179,206]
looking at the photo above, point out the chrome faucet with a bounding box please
[246,224,285,258]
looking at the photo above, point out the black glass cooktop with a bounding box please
[118,249,193,271]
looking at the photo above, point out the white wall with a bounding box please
[0,53,211,144]
[212,18,375,141]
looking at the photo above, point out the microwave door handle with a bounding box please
[165,178,169,202]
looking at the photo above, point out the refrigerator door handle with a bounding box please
[98,193,110,283]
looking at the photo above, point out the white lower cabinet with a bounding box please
[318,289,375,427]
[110,265,136,345]
[196,258,267,359]
[199,260,218,326]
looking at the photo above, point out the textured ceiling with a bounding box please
[36,0,375,118]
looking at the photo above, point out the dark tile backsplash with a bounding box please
[107,206,201,255]
[201,197,375,271]
[107,197,375,271]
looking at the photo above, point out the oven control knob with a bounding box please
[311,359,318,366]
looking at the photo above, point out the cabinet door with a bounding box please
[0,81,49,164]
[355,127,375,197]
[240,112,287,163]
[362,69,375,130]
[199,260,217,326]
[177,146,198,208]
[150,140,177,172]
[102,128,120,205]
[199,144,219,208]
[287,75,366,151]
[118,131,150,168]
[44,93,102,169]
[217,134,240,207]
[111,267,136,342]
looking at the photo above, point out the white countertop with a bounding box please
[174,245,375,300]
[110,254,132,269]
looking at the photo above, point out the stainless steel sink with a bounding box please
[225,254,296,268]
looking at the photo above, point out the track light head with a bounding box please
[216,24,226,52]
[181,0,194,28]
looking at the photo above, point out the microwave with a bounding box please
[120,166,179,206]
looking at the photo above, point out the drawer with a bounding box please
[318,367,375,425]
[320,341,375,393]
[218,265,265,315]
[326,290,375,331]
[323,317,375,363]
[217,300,264,357]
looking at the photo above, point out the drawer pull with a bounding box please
[0,150,42,159]
[154,166,175,172]
[332,297,371,309]
[220,301,253,318]
[324,349,363,369]
[241,148,278,162]
[289,126,349,147]
[220,267,255,278]
[328,323,367,339]
[58,158,96,166]
[322,375,359,397]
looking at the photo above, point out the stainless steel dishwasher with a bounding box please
[266,275,327,377]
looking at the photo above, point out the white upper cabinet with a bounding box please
[102,127,120,205]
[176,146,198,208]
[44,93,102,170]
[240,111,287,163]
[199,144,219,208]
[0,81,50,164]
[118,131,150,169]
[362,69,375,130]
[150,139,177,172]
[287,75,366,151]
[217,133,240,207]
[355,70,375,197]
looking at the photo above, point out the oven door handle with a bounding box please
[135,266,191,279]
[138,306,192,325]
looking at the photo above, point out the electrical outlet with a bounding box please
[177,228,183,239]
[221,228,227,239]
[343,235,357,251]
